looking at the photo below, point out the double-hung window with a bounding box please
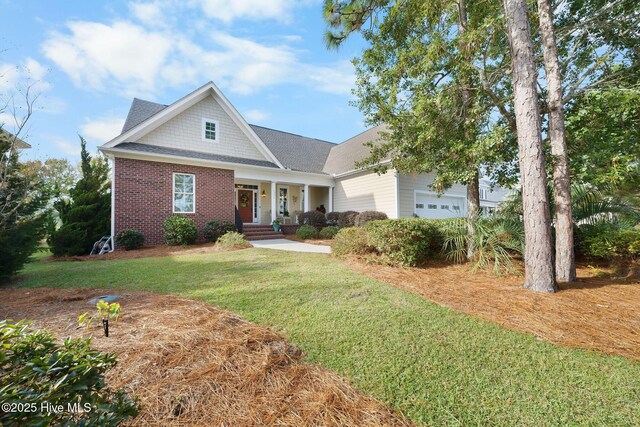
[202,118,219,142]
[173,173,195,213]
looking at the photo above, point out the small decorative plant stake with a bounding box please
[79,300,121,337]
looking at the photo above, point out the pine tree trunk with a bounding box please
[456,0,480,259]
[538,0,576,282]
[503,0,557,292]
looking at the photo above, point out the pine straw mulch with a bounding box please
[0,288,409,426]
[344,258,640,361]
[44,242,249,262]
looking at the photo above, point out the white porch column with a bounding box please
[304,184,310,213]
[271,181,277,222]
[328,186,333,213]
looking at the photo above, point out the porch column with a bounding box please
[271,181,277,222]
[328,186,333,213]
[304,184,310,213]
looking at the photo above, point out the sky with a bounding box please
[0,0,368,162]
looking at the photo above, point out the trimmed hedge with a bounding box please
[576,224,640,260]
[338,211,359,228]
[162,215,197,245]
[326,212,341,226]
[115,228,144,251]
[204,220,236,242]
[297,211,327,228]
[365,219,444,266]
[319,226,340,239]
[332,227,374,257]
[296,224,319,240]
[355,211,388,227]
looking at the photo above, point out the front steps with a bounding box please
[243,224,284,241]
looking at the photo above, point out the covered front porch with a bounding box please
[234,180,333,225]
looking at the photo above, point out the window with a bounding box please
[202,119,219,142]
[173,173,195,213]
[480,188,488,200]
[416,203,425,209]
[440,205,449,210]
[452,205,461,211]
[278,187,289,216]
[427,204,437,209]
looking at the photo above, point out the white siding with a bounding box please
[135,95,268,162]
[333,170,397,218]
[398,173,468,218]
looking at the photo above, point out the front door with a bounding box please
[237,189,254,223]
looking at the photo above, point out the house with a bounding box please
[99,82,508,245]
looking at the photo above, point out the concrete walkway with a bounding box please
[250,239,331,254]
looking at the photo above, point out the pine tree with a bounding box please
[49,136,110,256]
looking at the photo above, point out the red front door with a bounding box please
[237,189,254,223]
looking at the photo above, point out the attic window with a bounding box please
[202,119,219,142]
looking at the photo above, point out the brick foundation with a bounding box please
[114,157,235,245]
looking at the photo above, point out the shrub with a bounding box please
[48,223,87,257]
[338,211,359,228]
[365,219,444,266]
[204,220,237,242]
[332,227,374,257]
[162,215,197,245]
[577,224,640,260]
[355,211,388,227]
[326,212,341,226]
[0,320,138,426]
[115,228,144,250]
[297,211,327,228]
[319,226,340,239]
[297,224,319,239]
[217,231,251,250]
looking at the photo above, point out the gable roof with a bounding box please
[249,125,335,174]
[122,98,168,133]
[323,124,389,175]
[0,128,31,149]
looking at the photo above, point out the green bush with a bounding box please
[332,227,374,257]
[319,226,340,239]
[115,228,144,250]
[297,211,327,228]
[577,223,640,260]
[217,231,251,250]
[203,220,237,242]
[0,320,138,426]
[162,215,198,245]
[338,211,359,228]
[0,213,50,281]
[354,211,388,227]
[48,223,87,257]
[365,219,444,266]
[297,224,319,239]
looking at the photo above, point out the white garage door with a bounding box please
[414,193,465,219]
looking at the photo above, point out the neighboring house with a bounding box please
[0,128,31,151]
[99,82,509,245]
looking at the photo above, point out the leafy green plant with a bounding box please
[115,228,144,250]
[332,227,374,257]
[296,224,319,240]
[0,320,138,426]
[162,215,198,245]
[354,211,388,227]
[442,217,524,276]
[217,231,251,250]
[319,226,340,239]
[365,219,443,266]
[203,220,236,242]
[79,300,122,337]
[576,224,640,261]
[338,211,359,228]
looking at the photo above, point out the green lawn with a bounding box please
[14,248,640,426]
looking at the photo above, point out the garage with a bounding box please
[414,192,466,219]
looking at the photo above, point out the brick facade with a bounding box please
[114,157,235,246]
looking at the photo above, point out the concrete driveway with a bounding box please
[250,239,331,254]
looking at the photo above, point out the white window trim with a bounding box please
[172,173,196,214]
[413,190,466,215]
[201,118,220,142]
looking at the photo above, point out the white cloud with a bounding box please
[52,137,79,156]
[130,1,166,26]
[41,17,354,98]
[0,57,51,93]
[191,0,294,23]
[244,109,269,122]
[81,115,125,143]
